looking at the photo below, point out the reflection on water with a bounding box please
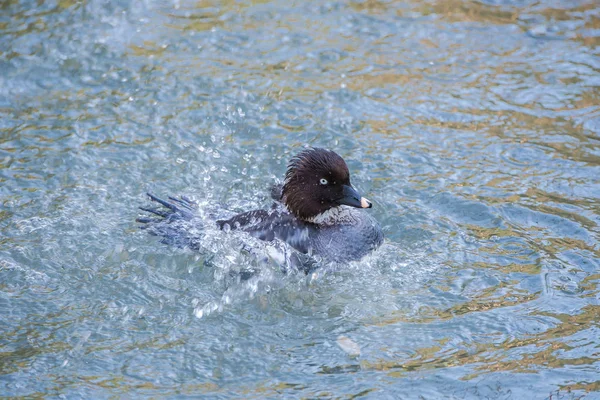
[1,0,599,398]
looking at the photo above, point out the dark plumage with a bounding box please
[137,148,383,267]
[282,148,352,220]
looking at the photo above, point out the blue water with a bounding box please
[1,0,599,398]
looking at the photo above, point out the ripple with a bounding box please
[1,0,599,398]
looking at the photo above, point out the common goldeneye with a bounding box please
[137,148,383,267]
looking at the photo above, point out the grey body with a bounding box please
[310,211,383,263]
[217,203,383,263]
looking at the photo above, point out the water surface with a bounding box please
[1,0,599,398]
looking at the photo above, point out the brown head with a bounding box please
[281,148,372,221]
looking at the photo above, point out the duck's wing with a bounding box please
[217,209,315,254]
[138,193,318,272]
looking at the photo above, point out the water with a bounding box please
[1,0,599,398]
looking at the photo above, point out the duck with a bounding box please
[137,148,383,269]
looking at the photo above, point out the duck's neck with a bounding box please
[305,206,356,226]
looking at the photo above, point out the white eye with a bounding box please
[319,178,328,185]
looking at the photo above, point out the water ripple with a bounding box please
[1,0,599,398]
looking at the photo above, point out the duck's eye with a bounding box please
[319,178,328,185]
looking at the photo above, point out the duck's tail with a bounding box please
[136,193,203,250]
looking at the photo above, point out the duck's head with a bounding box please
[281,148,372,222]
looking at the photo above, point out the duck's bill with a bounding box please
[337,185,373,208]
